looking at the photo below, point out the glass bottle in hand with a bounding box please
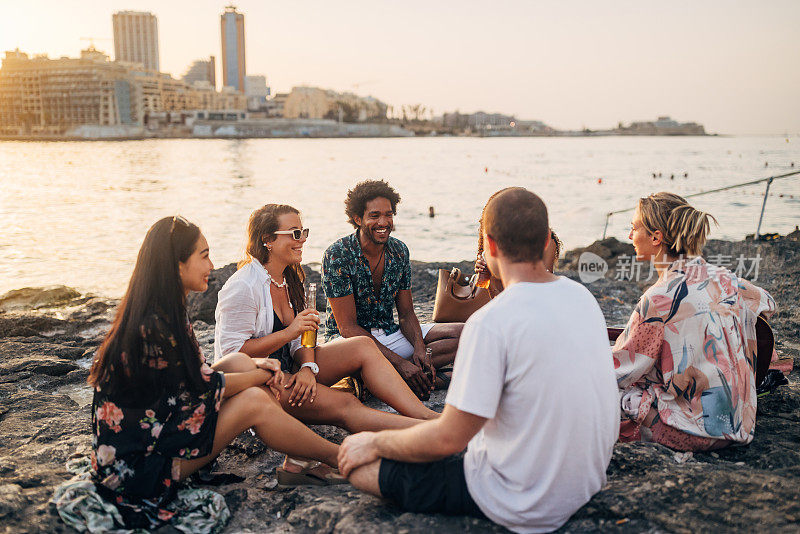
[301,283,318,348]
[475,252,491,289]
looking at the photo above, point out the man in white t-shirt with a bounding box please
[337,187,619,533]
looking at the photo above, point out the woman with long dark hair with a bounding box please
[88,216,342,528]
[214,204,439,481]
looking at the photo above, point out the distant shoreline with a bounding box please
[0,132,719,142]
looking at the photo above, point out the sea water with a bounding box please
[1,135,798,296]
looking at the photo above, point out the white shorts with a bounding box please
[370,323,435,360]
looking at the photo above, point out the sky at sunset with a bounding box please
[1,0,798,134]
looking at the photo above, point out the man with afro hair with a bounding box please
[322,179,463,399]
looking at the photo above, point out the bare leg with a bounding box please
[426,338,458,368]
[423,323,464,343]
[279,381,425,432]
[179,386,339,479]
[211,352,419,471]
[315,337,438,420]
[211,351,260,373]
[424,323,463,369]
[349,459,383,497]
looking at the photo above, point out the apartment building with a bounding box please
[283,86,387,122]
[183,57,216,88]
[0,48,135,136]
[113,11,160,72]
[0,48,245,136]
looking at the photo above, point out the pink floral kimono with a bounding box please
[613,257,776,451]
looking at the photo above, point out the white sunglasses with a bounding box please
[273,228,310,240]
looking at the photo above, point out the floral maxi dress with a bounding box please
[90,313,225,528]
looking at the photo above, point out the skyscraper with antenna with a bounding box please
[220,6,246,92]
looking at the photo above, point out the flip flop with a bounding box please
[275,458,349,487]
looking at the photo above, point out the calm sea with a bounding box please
[1,136,798,297]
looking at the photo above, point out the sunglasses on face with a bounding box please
[273,228,310,240]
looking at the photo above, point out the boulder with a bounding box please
[562,237,636,272]
[0,286,81,313]
[0,484,27,519]
[0,315,65,338]
[186,263,237,324]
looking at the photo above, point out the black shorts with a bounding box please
[378,455,487,519]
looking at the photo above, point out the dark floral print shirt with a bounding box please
[91,312,224,525]
[322,231,412,338]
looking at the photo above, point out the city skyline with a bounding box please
[1,0,798,135]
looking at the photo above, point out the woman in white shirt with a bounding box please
[215,204,438,483]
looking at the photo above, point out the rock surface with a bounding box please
[1,238,799,533]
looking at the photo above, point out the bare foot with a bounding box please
[283,455,337,472]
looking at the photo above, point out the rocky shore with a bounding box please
[1,237,798,533]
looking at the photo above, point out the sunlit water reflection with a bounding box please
[1,136,798,296]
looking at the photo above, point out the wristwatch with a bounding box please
[300,362,319,375]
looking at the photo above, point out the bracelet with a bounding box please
[300,362,320,375]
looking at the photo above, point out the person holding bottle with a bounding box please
[475,189,562,297]
[214,204,439,484]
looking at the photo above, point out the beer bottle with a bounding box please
[475,252,491,289]
[301,283,318,348]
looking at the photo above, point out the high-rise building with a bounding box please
[183,57,216,88]
[220,6,246,92]
[113,11,160,72]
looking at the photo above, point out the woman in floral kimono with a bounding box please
[613,192,776,451]
[87,216,342,529]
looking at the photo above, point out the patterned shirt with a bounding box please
[613,257,776,444]
[322,231,412,337]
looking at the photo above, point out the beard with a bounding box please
[363,222,394,245]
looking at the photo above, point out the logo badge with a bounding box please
[578,252,609,284]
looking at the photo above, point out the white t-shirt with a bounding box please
[446,278,619,534]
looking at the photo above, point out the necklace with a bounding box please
[270,277,288,288]
[370,246,386,277]
[268,277,293,309]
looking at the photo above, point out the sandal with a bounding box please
[276,457,349,487]
[432,371,452,390]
